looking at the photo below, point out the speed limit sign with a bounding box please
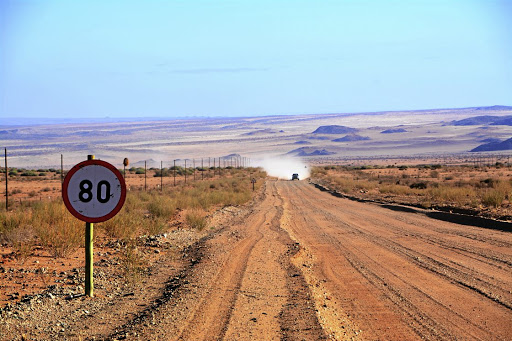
[62,159,126,223]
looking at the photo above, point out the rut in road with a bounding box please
[125,180,325,341]
[277,180,512,341]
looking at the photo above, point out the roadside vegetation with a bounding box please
[0,167,266,263]
[311,163,512,218]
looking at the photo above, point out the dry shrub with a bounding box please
[143,216,168,236]
[428,186,476,206]
[33,201,83,258]
[100,212,141,240]
[185,209,207,230]
[481,189,506,208]
[379,184,413,195]
[4,225,34,263]
[121,239,148,286]
[0,210,28,243]
[147,194,176,218]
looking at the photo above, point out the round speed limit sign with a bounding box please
[63,159,126,223]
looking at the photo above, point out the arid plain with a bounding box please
[3,106,512,169]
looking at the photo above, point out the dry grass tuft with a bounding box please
[185,209,207,230]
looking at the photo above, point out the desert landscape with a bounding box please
[2,106,512,169]
[1,107,512,340]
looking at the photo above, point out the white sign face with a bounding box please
[63,160,126,223]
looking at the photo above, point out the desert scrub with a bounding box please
[428,186,476,206]
[32,200,83,257]
[101,211,142,240]
[147,194,176,218]
[2,168,265,258]
[0,210,35,262]
[480,188,506,208]
[379,184,415,195]
[0,209,30,243]
[185,209,207,230]
[121,239,148,286]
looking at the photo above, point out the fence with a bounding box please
[1,150,253,210]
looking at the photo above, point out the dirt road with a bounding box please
[115,179,511,340]
[278,180,512,340]
[2,179,511,340]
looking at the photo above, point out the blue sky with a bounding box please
[1,0,511,119]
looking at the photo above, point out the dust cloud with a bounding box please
[256,157,310,180]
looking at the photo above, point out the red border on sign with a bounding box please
[62,159,126,223]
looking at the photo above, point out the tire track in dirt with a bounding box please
[119,180,325,341]
[314,208,512,311]
[277,180,512,340]
[301,191,512,311]
[296,182,512,309]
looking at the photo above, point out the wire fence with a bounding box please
[1,150,254,210]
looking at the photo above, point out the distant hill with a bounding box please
[452,115,512,126]
[470,137,512,152]
[479,138,501,143]
[332,134,370,142]
[242,129,277,136]
[294,140,312,145]
[312,125,357,134]
[287,147,335,156]
[381,128,407,134]
[473,105,512,111]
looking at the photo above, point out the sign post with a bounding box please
[62,156,126,297]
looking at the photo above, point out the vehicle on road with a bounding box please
[292,173,299,180]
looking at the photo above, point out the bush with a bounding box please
[185,209,207,230]
[32,201,83,258]
[21,171,37,176]
[147,195,176,219]
[429,186,476,206]
[121,240,148,286]
[481,189,506,208]
[410,182,428,189]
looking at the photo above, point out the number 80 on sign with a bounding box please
[62,160,126,223]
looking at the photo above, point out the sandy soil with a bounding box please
[1,180,511,340]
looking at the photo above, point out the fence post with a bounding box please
[4,148,8,210]
[185,159,187,184]
[144,161,147,191]
[61,154,64,189]
[174,160,176,186]
[160,161,163,191]
[201,158,204,180]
